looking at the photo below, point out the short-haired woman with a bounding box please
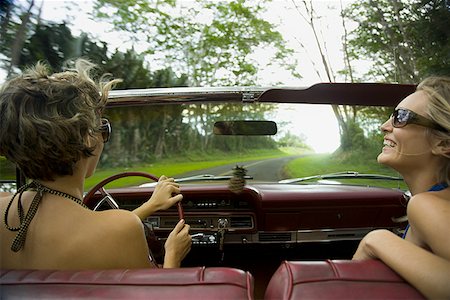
[0,60,191,269]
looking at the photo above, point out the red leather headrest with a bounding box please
[265,260,425,299]
[1,267,254,299]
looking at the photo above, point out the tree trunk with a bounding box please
[154,109,168,159]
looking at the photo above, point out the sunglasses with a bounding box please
[391,108,446,132]
[99,118,111,143]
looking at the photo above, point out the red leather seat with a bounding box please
[264,260,425,299]
[1,267,254,300]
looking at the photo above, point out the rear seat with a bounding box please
[264,259,425,299]
[1,267,254,300]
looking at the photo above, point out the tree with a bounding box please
[289,0,367,153]
[278,131,311,150]
[13,19,188,89]
[345,0,450,83]
[339,0,449,158]
[101,49,188,89]
[0,0,42,78]
[93,0,299,86]
[19,22,80,70]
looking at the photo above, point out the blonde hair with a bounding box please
[0,59,121,180]
[418,76,450,185]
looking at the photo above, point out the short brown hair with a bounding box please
[0,59,121,180]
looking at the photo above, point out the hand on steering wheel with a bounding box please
[83,172,184,219]
[83,172,184,220]
[136,175,183,219]
[83,171,158,210]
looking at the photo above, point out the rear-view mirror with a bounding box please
[213,120,277,136]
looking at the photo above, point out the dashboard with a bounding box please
[92,183,408,247]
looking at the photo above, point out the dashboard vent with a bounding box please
[230,216,253,228]
[259,232,292,242]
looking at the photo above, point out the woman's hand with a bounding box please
[163,219,192,268]
[133,175,183,220]
[149,175,183,211]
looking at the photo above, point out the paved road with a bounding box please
[176,155,305,182]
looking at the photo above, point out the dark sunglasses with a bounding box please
[391,108,446,132]
[99,118,111,143]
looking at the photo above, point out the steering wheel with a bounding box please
[84,171,184,217]
[83,171,159,209]
[83,171,184,266]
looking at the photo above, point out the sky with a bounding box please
[29,0,356,152]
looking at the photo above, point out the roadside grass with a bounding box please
[283,153,408,190]
[85,148,295,190]
[2,149,407,191]
[0,156,15,180]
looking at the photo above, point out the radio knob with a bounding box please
[196,219,207,228]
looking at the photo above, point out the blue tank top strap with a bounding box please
[428,182,448,191]
[401,182,448,239]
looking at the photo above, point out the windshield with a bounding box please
[88,101,406,191]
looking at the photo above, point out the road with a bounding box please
[176,155,305,182]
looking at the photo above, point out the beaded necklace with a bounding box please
[4,181,89,252]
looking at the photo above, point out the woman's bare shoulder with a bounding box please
[0,194,13,218]
[407,191,450,258]
[72,209,152,269]
[408,191,450,219]
[0,192,13,198]
[0,194,13,204]
[87,208,144,234]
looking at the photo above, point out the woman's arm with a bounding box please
[354,192,450,298]
[162,219,192,268]
[97,211,191,269]
[353,230,450,299]
[133,175,183,220]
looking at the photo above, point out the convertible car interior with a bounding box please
[1,83,426,299]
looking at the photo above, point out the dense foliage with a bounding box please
[93,0,299,86]
[100,103,281,168]
[345,0,450,83]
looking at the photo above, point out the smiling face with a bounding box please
[377,91,435,174]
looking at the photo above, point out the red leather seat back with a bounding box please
[1,267,254,300]
[265,260,425,299]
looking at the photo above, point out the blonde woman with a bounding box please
[353,77,450,299]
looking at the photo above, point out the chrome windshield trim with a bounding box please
[108,86,272,99]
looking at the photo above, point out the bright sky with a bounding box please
[29,0,355,152]
[275,104,340,153]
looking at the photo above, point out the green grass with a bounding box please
[3,149,407,192]
[283,153,407,190]
[85,148,294,190]
[0,156,16,180]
